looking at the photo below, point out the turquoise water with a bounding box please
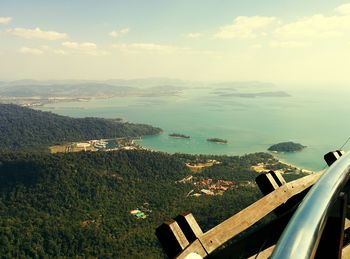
[38,86,350,171]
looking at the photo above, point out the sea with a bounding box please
[38,85,350,172]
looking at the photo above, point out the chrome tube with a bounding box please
[271,151,350,259]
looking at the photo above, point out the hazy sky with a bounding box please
[1,0,350,84]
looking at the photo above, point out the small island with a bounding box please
[268,141,306,152]
[207,138,228,144]
[169,133,190,139]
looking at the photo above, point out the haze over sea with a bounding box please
[39,83,350,172]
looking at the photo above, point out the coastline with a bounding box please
[136,139,318,175]
[31,86,342,177]
[274,156,318,174]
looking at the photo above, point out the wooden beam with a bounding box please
[345,218,350,230]
[256,171,295,216]
[156,220,190,258]
[324,150,345,166]
[255,172,281,196]
[176,172,322,257]
[208,209,293,259]
[248,245,275,259]
[174,212,203,243]
[342,243,350,259]
[176,240,208,259]
[271,171,287,186]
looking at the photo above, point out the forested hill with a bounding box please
[0,104,162,150]
[0,150,274,258]
[0,105,306,258]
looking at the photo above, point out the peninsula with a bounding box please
[268,141,306,152]
[0,104,162,151]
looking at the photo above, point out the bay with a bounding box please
[38,85,350,172]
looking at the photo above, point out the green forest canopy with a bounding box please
[0,104,307,257]
[0,150,293,258]
[268,141,306,152]
[0,104,161,150]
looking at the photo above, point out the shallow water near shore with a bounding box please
[38,85,350,172]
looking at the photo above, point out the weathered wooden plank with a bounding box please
[175,239,208,259]
[175,212,203,242]
[156,220,190,258]
[196,172,322,254]
[207,208,294,259]
[256,172,280,195]
[345,218,350,230]
[343,243,350,259]
[248,245,275,259]
[271,171,287,186]
[256,171,296,216]
[324,150,344,166]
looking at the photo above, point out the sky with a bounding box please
[1,0,350,84]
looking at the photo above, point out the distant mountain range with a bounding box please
[0,82,186,98]
[0,83,134,98]
[0,78,275,90]
[0,78,289,106]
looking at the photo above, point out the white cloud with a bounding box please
[269,41,311,48]
[335,3,350,15]
[62,41,97,50]
[186,32,202,38]
[15,43,107,56]
[215,16,277,39]
[18,47,44,55]
[7,27,67,40]
[274,14,350,40]
[0,17,12,25]
[214,4,350,45]
[53,49,68,55]
[62,41,108,56]
[109,27,129,37]
[113,43,188,54]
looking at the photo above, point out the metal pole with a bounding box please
[271,151,350,259]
